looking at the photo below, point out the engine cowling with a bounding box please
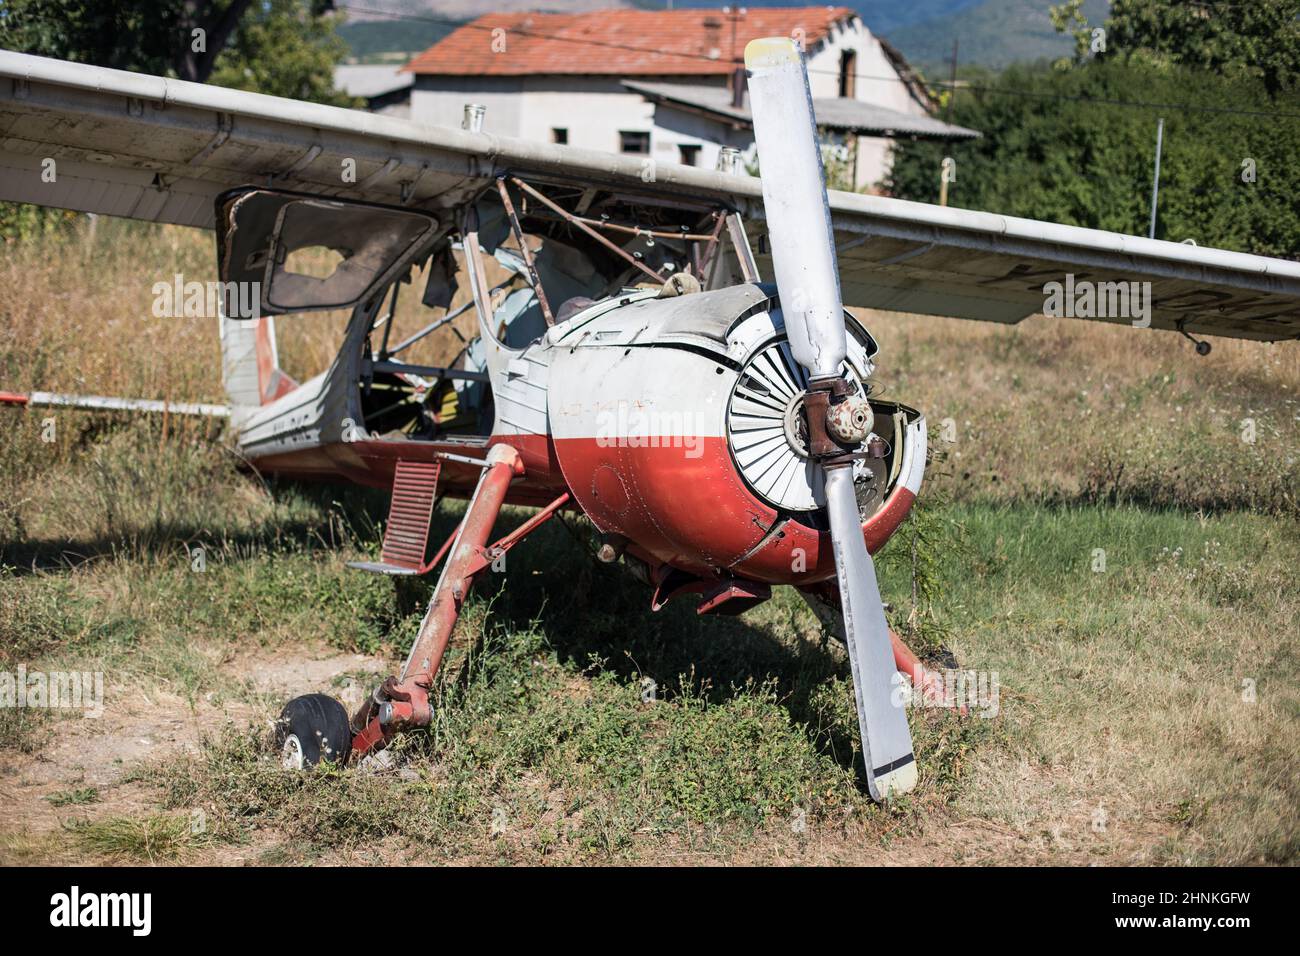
[545,284,926,585]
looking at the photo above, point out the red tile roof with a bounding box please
[402,7,858,76]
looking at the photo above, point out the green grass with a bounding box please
[907,504,1299,863]
[154,615,991,861]
[3,443,1294,861]
[63,814,211,863]
[46,786,100,807]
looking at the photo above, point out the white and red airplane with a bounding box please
[1,42,1297,801]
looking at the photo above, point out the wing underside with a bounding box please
[1,50,1297,342]
[806,203,1300,341]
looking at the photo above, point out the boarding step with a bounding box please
[344,561,421,576]
[346,459,441,575]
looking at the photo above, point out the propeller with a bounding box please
[745,37,917,801]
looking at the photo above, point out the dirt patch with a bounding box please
[0,646,388,863]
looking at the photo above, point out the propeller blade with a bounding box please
[746,36,917,801]
[824,467,917,800]
[744,37,846,380]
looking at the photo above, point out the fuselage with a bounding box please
[233,282,926,589]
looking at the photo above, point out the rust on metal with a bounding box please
[510,176,666,285]
[495,177,555,326]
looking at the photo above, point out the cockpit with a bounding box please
[216,177,759,445]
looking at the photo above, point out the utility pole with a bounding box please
[939,157,954,207]
[1148,117,1164,240]
[946,39,958,123]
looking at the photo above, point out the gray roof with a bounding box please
[622,80,980,141]
[334,65,414,100]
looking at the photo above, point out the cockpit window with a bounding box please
[216,188,439,316]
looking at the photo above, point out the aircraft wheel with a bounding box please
[274,694,352,769]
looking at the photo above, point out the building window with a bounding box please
[678,144,701,167]
[619,130,651,154]
[838,49,857,98]
[552,127,568,144]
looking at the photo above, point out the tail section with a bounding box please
[220,314,298,427]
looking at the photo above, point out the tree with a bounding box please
[2,0,240,82]
[884,60,1300,257]
[1051,0,1300,94]
[207,0,359,107]
[0,0,358,238]
[0,0,357,102]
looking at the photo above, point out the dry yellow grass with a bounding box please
[859,306,1299,516]
[4,218,1293,518]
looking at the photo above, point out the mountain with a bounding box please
[623,1,1113,72]
[337,0,639,63]
[338,19,461,62]
[633,1,983,37]
[888,0,1112,71]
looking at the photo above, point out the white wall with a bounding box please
[517,76,658,153]
[805,18,929,117]
[804,17,931,189]
[412,75,660,154]
[651,103,753,172]
[410,75,526,134]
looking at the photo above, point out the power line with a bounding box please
[334,4,1300,122]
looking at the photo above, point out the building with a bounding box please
[400,6,977,191]
[334,64,414,118]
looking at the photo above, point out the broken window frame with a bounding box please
[376,175,766,365]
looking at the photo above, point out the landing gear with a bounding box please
[276,445,569,771]
[348,445,527,762]
[274,694,352,769]
[801,589,967,714]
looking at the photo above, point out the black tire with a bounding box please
[274,694,353,769]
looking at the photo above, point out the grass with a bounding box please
[151,604,994,861]
[63,814,211,863]
[930,504,1299,863]
[46,786,100,807]
[1,219,1296,864]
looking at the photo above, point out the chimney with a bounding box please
[462,104,486,132]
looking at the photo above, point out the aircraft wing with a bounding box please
[1,50,1297,342]
[803,195,1300,342]
[0,49,743,227]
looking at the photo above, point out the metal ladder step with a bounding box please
[347,459,441,575]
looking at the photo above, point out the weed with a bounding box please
[46,786,100,807]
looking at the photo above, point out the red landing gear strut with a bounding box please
[349,445,569,760]
[889,629,967,715]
